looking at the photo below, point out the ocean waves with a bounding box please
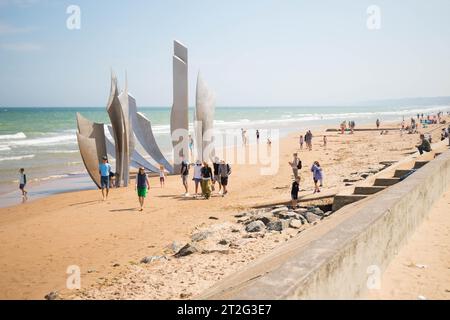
[0,155,35,162]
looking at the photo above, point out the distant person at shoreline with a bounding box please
[99,156,111,201]
[218,160,231,196]
[193,160,202,196]
[180,157,190,197]
[256,130,260,142]
[305,130,313,150]
[299,135,304,150]
[291,176,300,208]
[135,167,150,212]
[159,164,165,188]
[189,135,194,158]
[311,161,323,194]
[416,134,432,155]
[19,168,28,201]
[323,135,327,148]
[289,153,301,179]
[200,161,213,199]
[376,119,380,129]
[212,157,221,193]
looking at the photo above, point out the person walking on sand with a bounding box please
[291,176,300,208]
[99,156,112,201]
[189,135,194,158]
[256,130,260,142]
[416,134,432,155]
[376,119,380,130]
[289,153,301,179]
[193,160,203,196]
[299,135,304,150]
[218,160,231,196]
[135,167,150,212]
[159,164,165,188]
[180,157,190,197]
[200,161,213,199]
[212,157,221,193]
[311,161,323,194]
[18,168,28,201]
[323,135,327,148]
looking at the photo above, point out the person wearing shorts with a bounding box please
[192,160,202,196]
[180,158,190,196]
[159,164,165,188]
[98,156,111,201]
[218,160,231,196]
[311,161,323,194]
[135,167,150,212]
[212,157,221,193]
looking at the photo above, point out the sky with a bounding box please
[0,0,449,107]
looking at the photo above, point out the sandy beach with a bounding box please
[0,118,449,300]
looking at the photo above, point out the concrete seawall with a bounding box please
[200,148,450,299]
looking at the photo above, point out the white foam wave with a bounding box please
[4,134,77,147]
[0,132,26,140]
[0,155,35,162]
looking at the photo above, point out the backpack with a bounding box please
[296,160,302,170]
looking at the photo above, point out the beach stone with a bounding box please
[234,212,249,218]
[166,241,183,253]
[218,239,230,246]
[45,291,58,300]
[245,221,266,233]
[304,212,321,223]
[174,244,198,258]
[275,211,297,220]
[289,219,304,229]
[191,231,212,242]
[140,256,167,264]
[209,216,219,220]
[267,219,290,232]
[311,208,325,216]
[253,213,274,225]
[270,207,289,215]
[294,208,308,214]
[360,173,370,179]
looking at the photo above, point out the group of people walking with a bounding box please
[180,157,231,199]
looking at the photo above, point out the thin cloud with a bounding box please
[1,42,42,52]
[0,22,35,35]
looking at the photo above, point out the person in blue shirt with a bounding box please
[98,156,112,201]
[311,161,323,194]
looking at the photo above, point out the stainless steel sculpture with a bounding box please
[170,40,189,172]
[76,113,107,189]
[194,72,216,162]
[106,73,133,187]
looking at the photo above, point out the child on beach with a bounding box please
[159,164,165,188]
[311,161,323,194]
[291,176,300,208]
[19,168,28,201]
[135,167,150,212]
[299,135,304,150]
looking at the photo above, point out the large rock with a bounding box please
[267,219,290,232]
[275,211,297,220]
[45,291,58,300]
[140,256,167,264]
[245,220,266,233]
[310,208,325,216]
[289,219,304,230]
[253,213,274,225]
[270,207,289,215]
[174,244,198,258]
[304,212,321,223]
[191,231,212,242]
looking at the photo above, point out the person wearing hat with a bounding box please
[135,167,150,212]
[98,156,112,201]
[192,160,203,196]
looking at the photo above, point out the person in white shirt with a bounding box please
[193,160,203,196]
[159,164,165,188]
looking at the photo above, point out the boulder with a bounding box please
[304,212,321,223]
[289,219,304,229]
[140,256,167,264]
[274,211,297,220]
[253,213,274,225]
[245,220,266,233]
[267,219,290,232]
[270,207,289,215]
[45,291,58,300]
[191,231,212,242]
[174,244,198,258]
